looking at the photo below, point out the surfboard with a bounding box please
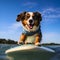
[5,44,55,60]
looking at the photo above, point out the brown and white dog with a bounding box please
[16,12,42,45]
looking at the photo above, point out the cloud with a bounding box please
[42,32,60,43]
[23,2,37,6]
[0,22,22,40]
[8,22,22,31]
[5,22,22,34]
[41,8,60,43]
[42,8,60,21]
[22,2,38,8]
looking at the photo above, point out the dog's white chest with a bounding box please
[25,34,37,43]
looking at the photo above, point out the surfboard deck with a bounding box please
[5,44,55,60]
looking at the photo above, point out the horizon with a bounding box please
[0,0,60,44]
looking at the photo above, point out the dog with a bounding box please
[16,11,42,45]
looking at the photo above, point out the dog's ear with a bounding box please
[16,12,26,22]
[34,12,42,21]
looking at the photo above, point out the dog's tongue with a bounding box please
[29,24,33,29]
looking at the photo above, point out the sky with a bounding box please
[0,0,60,43]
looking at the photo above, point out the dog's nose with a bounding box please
[29,20,33,23]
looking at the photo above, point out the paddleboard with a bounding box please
[5,44,55,60]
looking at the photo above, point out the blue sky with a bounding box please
[0,0,60,43]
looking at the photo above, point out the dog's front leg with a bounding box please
[18,33,26,44]
[35,34,42,46]
[35,36,40,45]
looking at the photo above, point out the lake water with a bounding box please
[0,44,60,60]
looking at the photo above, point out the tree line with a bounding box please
[41,43,60,46]
[0,39,17,44]
[0,38,60,45]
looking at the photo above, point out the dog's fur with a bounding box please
[16,12,42,45]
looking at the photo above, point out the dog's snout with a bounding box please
[29,20,33,23]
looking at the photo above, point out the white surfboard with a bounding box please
[5,44,55,60]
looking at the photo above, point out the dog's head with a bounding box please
[16,12,42,32]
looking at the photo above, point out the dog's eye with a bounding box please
[27,15,30,18]
[33,16,37,20]
[25,15,30,19]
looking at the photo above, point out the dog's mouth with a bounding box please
[27,24,34,29]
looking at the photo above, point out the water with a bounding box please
[0,44,60,60]
[0,44,17,60]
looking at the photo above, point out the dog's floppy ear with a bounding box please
[34,12,42,21]
[16,12,26,22]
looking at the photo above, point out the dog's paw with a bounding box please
[25,41,29,44]
[35,42,40,46]
[18,41,24,45]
